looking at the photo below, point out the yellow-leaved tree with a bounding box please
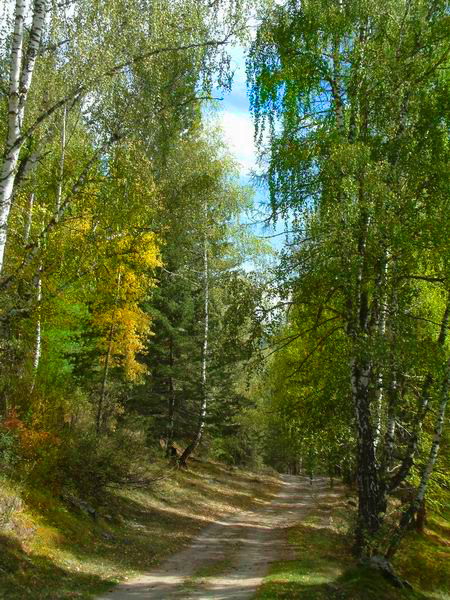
[87,145,162,432]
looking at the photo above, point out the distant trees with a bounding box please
[2,1,447,581]
[131,129,264,465]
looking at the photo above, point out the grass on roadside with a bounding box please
[254,486,450,600]
[0,460,279,600]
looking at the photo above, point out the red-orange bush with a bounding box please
[1,408,62,488]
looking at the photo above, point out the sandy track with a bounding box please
[97,475,330,600]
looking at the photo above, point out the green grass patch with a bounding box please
[255,487,449,600]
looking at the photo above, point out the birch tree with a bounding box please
[248,0,449,566]
[0,0,248,278]
[0,0,47,273]
[179,199,210,467]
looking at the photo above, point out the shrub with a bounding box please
[1,408,155,500]
[209,434,264,470]
[61,424,153,498]
[0,409,62,488]
[0,427,19,471]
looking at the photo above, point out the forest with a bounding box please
[0,1,449,599]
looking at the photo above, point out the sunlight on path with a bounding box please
[97,476,332,600]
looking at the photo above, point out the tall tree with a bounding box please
[248,0,449,565]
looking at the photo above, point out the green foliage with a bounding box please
[248,0,449,556]
[0,0,264,492]
[256,494,448,600]
[0,428,19,471]
[61,426,155,498]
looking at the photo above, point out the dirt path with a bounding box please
[97,475,332,600]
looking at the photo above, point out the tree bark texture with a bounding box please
[0,0,47,273]
[386,358,449,558]
[351,357,385,556]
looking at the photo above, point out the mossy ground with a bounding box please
[0,460,279,599]
[255,486,450,600]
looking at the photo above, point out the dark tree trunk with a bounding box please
[165,339,176,457]
[352,358,386,556]
[415,499,426,534]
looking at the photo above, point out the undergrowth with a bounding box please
[0,460,279,599]
[255,485,450,600]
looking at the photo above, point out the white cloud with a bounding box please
[219,110,257,175]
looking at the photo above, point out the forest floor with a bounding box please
[97,475,450,600]
[0,459,279,599]
[254,482,450,600]
[97,473,316,599]
[1,462,449,599]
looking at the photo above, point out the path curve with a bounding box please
[98,475,329,600]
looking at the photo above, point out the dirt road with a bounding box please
[97,475,330,600]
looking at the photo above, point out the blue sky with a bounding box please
[215,45,287,254]
[218,45,259,176]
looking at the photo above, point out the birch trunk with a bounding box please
[373,257,388,452]
[351,357,385,555]
[0,140,114,293]
[97,323,114,435]
[330,44,345,134]
[179,203,209,467]
[386,358,449,559]
[382,373,398,474]
[351,175,386,556]
[24,193,34,243]
[30,265,42,392]
[0,0,47,274]
[165,339,176,455]
[389,301,449,492]
[55,107,66,218]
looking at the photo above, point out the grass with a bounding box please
[255,485,450,600]
[393,507,450,599]
[0,459,279,599]
[2,468,447,600]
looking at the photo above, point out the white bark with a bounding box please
[374,258,388,451]
[0,0,26,272]
[415,365,448,505]
[330,62,345,133]
[30,263,42,392]
[387,359,449,558]
[389,301,449,492]
[24,192,35,243]
[384,375,397,471]
[191,202,210,447]
[179,200,209,464]
[97,271,122,434]
[199,210,209,441]
[33,276,42,372]
[0,0,47,274]
[55,106,66,217]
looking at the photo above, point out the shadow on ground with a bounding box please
[253,561,429,600]
[0,460,278,599]
[0,533,108,599]
[254,483,448,600]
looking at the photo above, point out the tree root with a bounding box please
[362,555,413,590]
